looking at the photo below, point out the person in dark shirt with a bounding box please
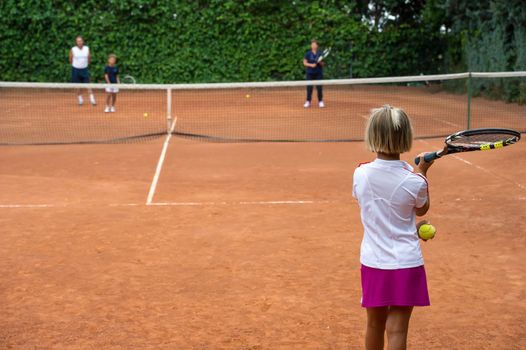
[303,39,325,108]
[104,54,120,113]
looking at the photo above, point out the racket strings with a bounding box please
[449,133,517,146]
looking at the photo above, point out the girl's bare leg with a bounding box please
[111,93,117,106]
[386,306,413,350]
[106,93,112,106]
[366,307,388,350]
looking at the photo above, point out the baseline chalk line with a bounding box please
[2,197,524,210]
[0,204,60,208]
[149,200,333,206]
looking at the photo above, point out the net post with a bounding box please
[166,88,173,133]
[467,72,472,130]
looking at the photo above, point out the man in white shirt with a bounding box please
[69,36,96,106]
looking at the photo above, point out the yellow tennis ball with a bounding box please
[418,224,436,240]
[143,113,149,117]
[246,94,250,98]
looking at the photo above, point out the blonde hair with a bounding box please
[108,54,117,60]
[364,105,413,154]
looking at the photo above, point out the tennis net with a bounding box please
[1,72,525,145]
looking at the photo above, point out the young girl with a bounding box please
[353,105,437,350]
[104,54,120,113]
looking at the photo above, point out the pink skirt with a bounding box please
[361,264,430,307]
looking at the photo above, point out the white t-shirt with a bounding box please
[71,46,90,69]
[352,159,428,269]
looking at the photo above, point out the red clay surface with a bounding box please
[1,87,525,349]
[1,138,525,349]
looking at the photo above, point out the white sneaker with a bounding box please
[319,101,325,108]
[110,106,116,113]
[78,95,84,106]
[104,106,110,113]
[90,94,96,106]
[303,101,311,108]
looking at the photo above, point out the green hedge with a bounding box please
[1,0,446,83]
[444,0,526,103]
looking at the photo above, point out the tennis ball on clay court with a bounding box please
[246,94,251,98]
[418,224,436,240]
[143,112,149,118]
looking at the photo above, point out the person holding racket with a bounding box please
[353,105,436,350]
[69,36,96,106]
[303,39,325,108]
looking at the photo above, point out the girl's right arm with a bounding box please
[104,73,110,84]
[415,154,434,216]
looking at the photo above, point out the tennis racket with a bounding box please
[317,47,331,63]
[121,74,136,84]
[415,128,521,165]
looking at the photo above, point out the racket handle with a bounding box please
[415,152,439,165]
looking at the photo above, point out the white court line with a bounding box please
[146,118,177,205]
[428,117,460,127]
[2,197,524,209]
[0,204,60,208]
[149,200,332,206]
[149,198,524,205]
[450,154,526,191]
[0,200,335,209]
[418,139,526,191]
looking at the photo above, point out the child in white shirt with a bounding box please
[353,105,438,350]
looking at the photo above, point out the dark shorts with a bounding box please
[71,67,90,83]
[306,71,323,80]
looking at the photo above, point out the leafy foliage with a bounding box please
[1,0,523,101]
[0,0,446,83]
[443,0,526,102]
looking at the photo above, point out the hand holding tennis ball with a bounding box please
[417,220,436,241]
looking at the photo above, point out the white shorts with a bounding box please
[105,86,119,93]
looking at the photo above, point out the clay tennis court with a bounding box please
[1,86,526,349]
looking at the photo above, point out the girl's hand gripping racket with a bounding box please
[415,128,521,165]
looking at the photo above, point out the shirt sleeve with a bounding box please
[104,66,109,74]
[415,176,428,208]
[352,168,361,199]
[304,52,309,60]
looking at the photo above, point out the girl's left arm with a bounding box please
[415,200,429,217]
